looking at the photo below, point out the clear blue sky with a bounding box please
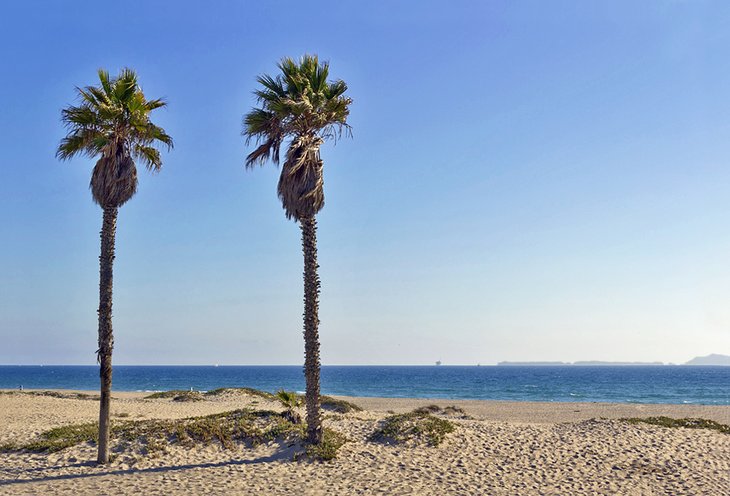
[1,1,728,365]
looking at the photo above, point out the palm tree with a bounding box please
[243,55,352,444]
[57,68,173,464]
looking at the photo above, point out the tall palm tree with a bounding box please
[243,55,351,444]
[57,68,173,464]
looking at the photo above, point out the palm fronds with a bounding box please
[242,54,351,221]
[57,68,173,207]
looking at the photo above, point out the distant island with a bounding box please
[497,355,730,366]
[573,361,664,366]
[497,361,663,366]
[497,362,569,366]
[684,354,730,366]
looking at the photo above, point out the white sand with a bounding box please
[0,390,728,495]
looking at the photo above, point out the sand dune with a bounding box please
[0,390,728,495]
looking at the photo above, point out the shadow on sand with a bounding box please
[0,446,302,486]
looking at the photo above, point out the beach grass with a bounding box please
[204,387,276,400]
[623,416,730,435]
[0,391,99,400]
[412,404,470,418]
[4,423,100,453]
[0,408,350,460]
[320,396,362,414]
[144,390,194,399]
[145,387,277,401]
[143,388,363,416]
[116,409,304,453]
[173,392,205,402]
[370,410,456,446]
[304,428,348,461]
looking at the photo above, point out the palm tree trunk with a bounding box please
[96,206,117,464]
[300,215,322,444]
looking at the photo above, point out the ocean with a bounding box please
[0,365,727,405]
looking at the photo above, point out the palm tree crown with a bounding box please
[57,68,173,207]
[243,54,351,220]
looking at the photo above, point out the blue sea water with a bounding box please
[0,365,727,405]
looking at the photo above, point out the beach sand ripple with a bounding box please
[0,391,728,495]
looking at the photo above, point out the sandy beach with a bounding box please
[0,390,728,495]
